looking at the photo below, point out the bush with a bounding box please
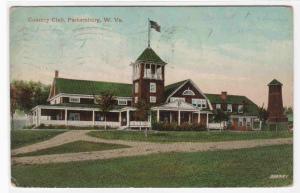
[152,122,206,131]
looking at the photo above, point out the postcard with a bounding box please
[10,5,293,188]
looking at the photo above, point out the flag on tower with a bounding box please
[149,20,161,32]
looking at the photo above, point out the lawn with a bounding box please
[11,130,66,149]
[11,144,292,187]
[15,140,130,157]
[88,130,293,143]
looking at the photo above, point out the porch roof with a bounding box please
[151,101,206,112]
[32,103,125,112]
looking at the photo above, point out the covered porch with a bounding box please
[31,105,151,129]
[151,101,212,127]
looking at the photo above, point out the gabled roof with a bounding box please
[136,47,167,65]
[164,79,189,100]
[205,93,259,116]
[164,79,213,110]
[268,79,282,86]
[53,78,132,97]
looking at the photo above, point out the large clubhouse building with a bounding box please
[31,47,260,130]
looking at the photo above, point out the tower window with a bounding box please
[150,82,156,93]
[150,96,156,103]
[134,96,138,103]
[134,82,139,94]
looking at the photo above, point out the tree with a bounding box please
[94,91,115,130]
[10,80,50,114]
[213,109,229,123]
[258,104,268,122]
[284,106,293,115]
[10,85,17,129]
[135,99,151,137]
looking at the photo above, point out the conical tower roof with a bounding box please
[136,47,167,65]
[268,79,283,86]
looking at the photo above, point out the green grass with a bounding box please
[11,130,65,149]
[11,144,293,187]
[88,130,293,143]
[15,140,130,157]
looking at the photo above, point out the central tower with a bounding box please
[132,47,167,106]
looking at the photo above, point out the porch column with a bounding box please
[64,109,68,126]
[92,110,95,126]
[206,113,209,126]
[170,112,172,123]
[198,111,201,123]
[119,111,122,127]
[126,110,130,127]
[157,109,160,122]
[188,112,191,124]
[178,110,181,126]
[37,107,41,126]
[149,112,152,129]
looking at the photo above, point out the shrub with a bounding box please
[152,122,206,131]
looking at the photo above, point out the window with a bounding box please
[170,97,185,103]
[134,82,139,93]
[216,104,221,109]
[182,88,195,96]
[150,82,156,93]
[118,99,127,106]
[246,117,251,127]
[150,96,156,103]
[238,117,243,127]
[134,96,138,103]
[227,104,232,112]
[69,113,80,121]
[192,99,207,109]
[238,105,243,113]
[69,97,80,103]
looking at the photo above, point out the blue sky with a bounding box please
[10,6,293,107]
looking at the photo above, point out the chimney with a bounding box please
[221,91,227,101]
[55,70,59,78]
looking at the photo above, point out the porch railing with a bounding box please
[207,122,225,130]
[39,120,120,128]
[129,121,150,127]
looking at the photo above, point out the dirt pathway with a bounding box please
[11,130,292,165]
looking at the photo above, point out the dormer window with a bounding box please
[118,99,127,106]
[69,97,80,103]
[227,104,232,112]
[182,88,195,96]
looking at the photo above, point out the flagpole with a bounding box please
[148,18,150,47]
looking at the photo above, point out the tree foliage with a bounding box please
[94,91,115,129]
[258,104,268,122]
[10,80,50,114]
[134,99,151,121]
[94,91,115,114]
[213,109,229,122]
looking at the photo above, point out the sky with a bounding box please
[10,6,293,107]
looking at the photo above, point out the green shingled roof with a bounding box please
[54,78,132,97]
[164,80,188,100]
[205,93,259,116]
[136,47,166,64]
[268,79,282,86]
